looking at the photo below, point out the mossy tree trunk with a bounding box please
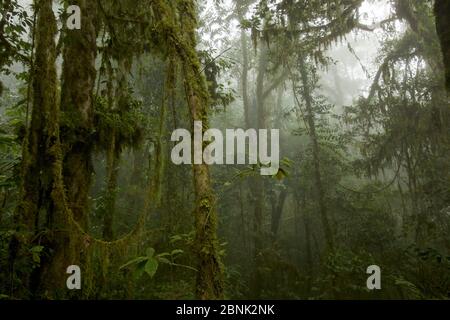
[14,0,70,298]
[57,0,99,296]
[177,0,224,300]
[60,0,98,229]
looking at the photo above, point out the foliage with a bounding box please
[0,0,449,300]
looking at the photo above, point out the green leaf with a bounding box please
[170,235,183,243]
[157,252,171,258]
[30,245,44,264]
[171,249,184,256]
[144,258,159,278]
[30,245,44,253]
[275,168,288,180]
[146,247,155,258]
[119,256,148,270]
[133,260,147,280]
[157,257,171,264]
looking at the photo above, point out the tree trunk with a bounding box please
[297,55,334,252]
[177,0,224,299]
[13,0,70,298]
[248,43,270,298]
[60,0,98,229]
[270,187,288,238]
[57,0,98,297]
[294,193,313,295]
[102,134,118,241]
[238,9,251,127]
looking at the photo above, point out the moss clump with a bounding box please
[93,95,144,153]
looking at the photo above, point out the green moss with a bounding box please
[13,0,224,299]
[93,95,144,152]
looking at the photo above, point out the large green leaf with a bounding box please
[144,258,158,278]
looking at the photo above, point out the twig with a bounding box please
[200,47,232,73]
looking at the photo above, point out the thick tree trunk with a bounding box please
[183,82,224,299]
[60,0,98,229]
[56,0,98,297]
[13,0,70,298]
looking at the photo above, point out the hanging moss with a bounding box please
[93,95,144,152]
